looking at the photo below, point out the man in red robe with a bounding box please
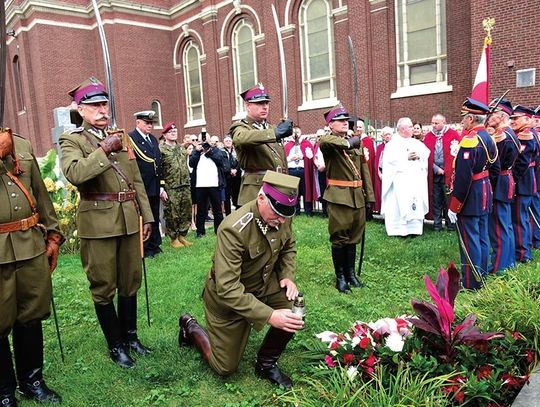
[423,113,461,230]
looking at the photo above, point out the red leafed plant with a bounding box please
[408,263,504,362]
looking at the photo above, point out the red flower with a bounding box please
[359,337,370,349]
[512,331,522,340]
[454,391,465,404]
[526,349,536,364]
[365,353,377,367]
[502,373,521,388]
[477,365,492,380]
[330,341,339,350]
[343,353,354,365]
[324,355,336,368]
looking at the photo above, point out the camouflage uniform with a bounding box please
[160,142,192,240]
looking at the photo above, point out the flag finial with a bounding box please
[482,17,495,46]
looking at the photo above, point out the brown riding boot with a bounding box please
[171,238,185,248]
[178,235,193,247]
[178,314,211,363]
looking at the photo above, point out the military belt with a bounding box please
[500,169,513,176]
[529,161,536,168]
[471,170,489,181]
[244,167,287,175]
[327,179,363,188]
[80,191,136,202]
[0,213,39,233]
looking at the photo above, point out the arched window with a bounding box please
[151,100,163,129]
[12,55,25,112]
[183,41,205,123]
[395,0,447,89]
[232,19,258,114]
[299,0,336,103]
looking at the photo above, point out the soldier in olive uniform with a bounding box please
[179,171,304,389]
[59,78,153,369]
[319,105,375,293]
[230,84,294,205]
[159,122,192,248]
[1,128,63,406]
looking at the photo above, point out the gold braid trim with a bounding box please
[477,133,498,164]
[129,136,156,164]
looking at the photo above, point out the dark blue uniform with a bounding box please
[449,125,499,289]
[488,126,520,274]
[530,127,540,248]
[511,128,538,262]
[129,129,163,257]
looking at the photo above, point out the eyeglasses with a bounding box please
[190,138,197,141]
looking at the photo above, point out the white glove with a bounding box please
[447,209,458,224]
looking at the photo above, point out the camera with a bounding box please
[201,127,207,142]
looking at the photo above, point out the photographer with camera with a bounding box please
[189,130,227,238]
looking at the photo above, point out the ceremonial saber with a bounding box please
[529,207,540,230]
[455,222,483,284]
[50,290,65,362]
[140,217,151,327]
[347,36,359,119]
[0,1,7,126]
[271,4,288,120]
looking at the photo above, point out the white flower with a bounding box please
[346,366,358,381]
[385,332,405,352]
[368,317,397,335]
[316,331,338,343]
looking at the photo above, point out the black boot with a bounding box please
[332,246,350,293]
[118,296,151,356]
[0,336,18,407]
[94,303,135,369]
[178,314,211,363]
[12,322,61,403]
[344,245,363,288]
[255,327,294,389]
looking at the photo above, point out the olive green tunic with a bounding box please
[59,122,153,304]
[0,135,62,336]
[230,118,287,205]
[202,199,296,374]
[159,142,191,238]
[319,133,375,246]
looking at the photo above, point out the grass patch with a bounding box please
[37,216,537,406]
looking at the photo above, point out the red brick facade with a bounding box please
[3,0,539,155]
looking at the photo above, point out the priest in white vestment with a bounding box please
[381,117,430,236]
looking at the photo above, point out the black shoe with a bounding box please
[109,346,135,369]
[0,394,17,407]
[128,339,152,356]
[255,363,292,389]
[18,379,61,404]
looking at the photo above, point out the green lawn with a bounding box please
[32,216,524,406]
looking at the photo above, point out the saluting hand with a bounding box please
[268,309,304,333]
[142,223,152,241]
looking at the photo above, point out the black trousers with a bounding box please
[196,187,223,236]
[224,175,241,215]
[144,195,162,256]
[432,175,450,229]
[288,167,309,214]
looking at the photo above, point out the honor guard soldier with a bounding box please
[230,84,293,206]
[179,171,303,389]
[448,98,500,289]
[509,105,539,263]
[59,78,154,369]
[486,99,521,274]
[0,129,64,405]
[159,122,193,248]
[129,111,164,258]
[530,107,540,248]
[319,105,375,293]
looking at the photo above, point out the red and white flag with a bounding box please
[470,40,491,105]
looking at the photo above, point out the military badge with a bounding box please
[450,139,460,156]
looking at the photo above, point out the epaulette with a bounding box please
[517,129,533,141]
[460,135,478,148]
[232,212,253,232]
[69,127,84,134]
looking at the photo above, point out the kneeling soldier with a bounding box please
[179,171,304,388]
